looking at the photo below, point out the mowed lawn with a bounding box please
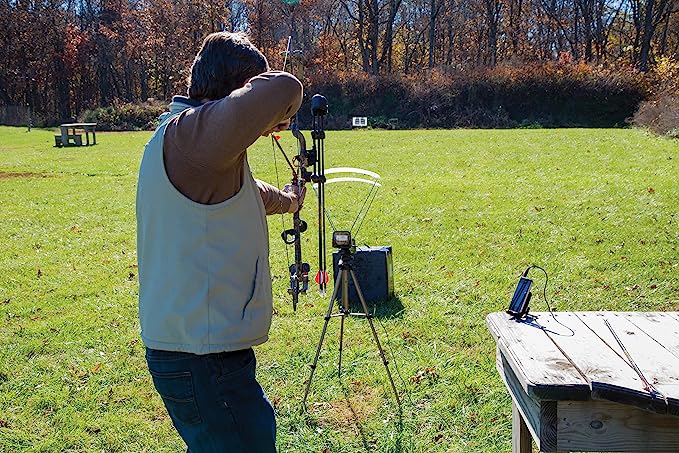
[0,125,677,452]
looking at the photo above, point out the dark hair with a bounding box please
[187,32,269,100]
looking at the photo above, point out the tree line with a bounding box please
[0,0,676,124]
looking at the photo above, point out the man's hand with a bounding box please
[262,118,291,137]
[283,183,307,213]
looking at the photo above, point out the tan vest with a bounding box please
[136,111,272,354]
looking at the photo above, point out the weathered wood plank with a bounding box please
[487,313,590,401]
[496,349,541,444]
[577,312,679,415]
[496,350,558,452]
[557,399,679,452]
[625,312,679,360]
[539,400,558,452]
[538,312,659,413]
[571,312,631,361]
[665,312,679,324]
[512,401,532,453]
[625,312,679,415]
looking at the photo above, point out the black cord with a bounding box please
[525,265,575,336]
[526,265,553,313]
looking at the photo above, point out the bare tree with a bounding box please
[630,0,675,70]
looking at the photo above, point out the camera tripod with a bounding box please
[302,243,401,409]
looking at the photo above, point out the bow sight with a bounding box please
[273,94,329,311]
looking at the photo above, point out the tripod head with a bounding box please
[332,230,356,267]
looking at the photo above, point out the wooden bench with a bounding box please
[54,134,82,147]
[487,311,679,452]
[57,123,97,147]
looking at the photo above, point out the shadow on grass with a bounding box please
[372,295,405,319]
[338,295,405,319]
[338,383,405,453]
[300,365,406,451]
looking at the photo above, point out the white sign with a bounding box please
[352,117,368,127]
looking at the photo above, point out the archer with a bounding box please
[136,31,304,452]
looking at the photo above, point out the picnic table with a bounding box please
[55,123,97,147]
[487,311,679,452]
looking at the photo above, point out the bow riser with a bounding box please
[274,36,329,310]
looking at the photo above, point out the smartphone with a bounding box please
[507,276,532,318]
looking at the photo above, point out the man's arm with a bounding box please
[165,71,303,170]
[256,180,306,215]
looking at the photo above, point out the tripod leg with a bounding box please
[338,312,345,378]
[338,267,349,378]
[349,269,402,408]
[303,271,343,409]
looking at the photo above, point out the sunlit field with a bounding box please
[0,126,677,452]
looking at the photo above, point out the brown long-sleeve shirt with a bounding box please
[162,71,303,213]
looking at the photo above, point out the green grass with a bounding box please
[0,125,677,452]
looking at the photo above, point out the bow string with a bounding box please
[271,36,329,311]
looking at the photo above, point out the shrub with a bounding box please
[301,63,650,129]
[75,63,654,131]
[650,57,679,96]
[81,100,166,131]
[633,95,679,137]
[633,58,679,138]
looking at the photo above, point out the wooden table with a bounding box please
[487,311,679,452]
[59,123,97,146]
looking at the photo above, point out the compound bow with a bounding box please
[272,37,329,311]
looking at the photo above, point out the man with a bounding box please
[136,32,304,452]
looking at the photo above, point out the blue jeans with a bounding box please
[145,347,276,452]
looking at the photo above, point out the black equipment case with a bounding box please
[331,246,394,306]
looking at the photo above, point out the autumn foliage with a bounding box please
[301,64,649,129]
[0,0,676,128]
[633,58,679,137]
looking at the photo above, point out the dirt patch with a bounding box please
[0,172,51,180]
[320,383,381,427]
